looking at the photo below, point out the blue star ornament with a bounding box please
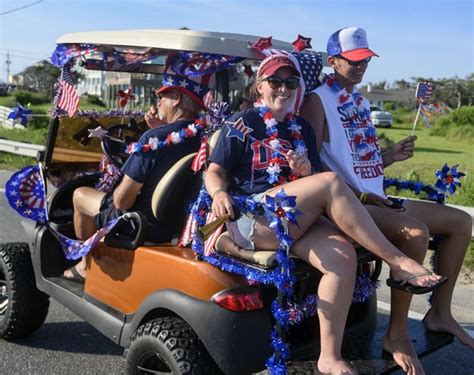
[225,118,253,142]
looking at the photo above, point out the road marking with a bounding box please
[378,301,474,338]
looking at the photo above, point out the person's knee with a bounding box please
[333,243,357,278]
[316,171,345,191]
[451,210,472,237]
[73,187,94,212]
[406,221,430,245]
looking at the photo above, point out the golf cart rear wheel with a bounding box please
[123,316,221,375]
[0,242,50,339]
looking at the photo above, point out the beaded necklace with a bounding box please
[126,116,206,155]
[254,102,307,185]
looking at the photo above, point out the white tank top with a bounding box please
[312,83,386,197]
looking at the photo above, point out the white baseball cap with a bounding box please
[327,27,379,60]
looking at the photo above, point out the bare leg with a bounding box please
[366,206,429,375]
[255,216,357,374]
[256,172,442,287]
[405,200,474,350]
[63,187,105,278]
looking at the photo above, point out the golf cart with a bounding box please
[0,29,453,374]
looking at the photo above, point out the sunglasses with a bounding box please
[263,76,300,90]
[336,55,372,66]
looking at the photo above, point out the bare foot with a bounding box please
[318,358,357,374]
[391,258,443,288]
[383,334,425,375]
[423,309,474,350]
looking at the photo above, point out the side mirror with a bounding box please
[104,211,148,250]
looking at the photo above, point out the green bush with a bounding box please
[13,90,50,105]
[430,106,474,142]
[384,102,395,111]
[83,94,106,107]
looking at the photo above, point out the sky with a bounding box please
[0,0,473,85]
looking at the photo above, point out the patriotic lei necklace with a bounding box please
[254,102,308,185]
[125,116,206,155]
[325,73,372,129]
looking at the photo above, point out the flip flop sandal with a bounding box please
[386,273,448,295]
[61,266,85,284]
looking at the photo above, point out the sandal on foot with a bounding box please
[61,266,85,284]
[386,273,447,295]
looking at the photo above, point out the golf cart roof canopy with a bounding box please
[56,29,296,60]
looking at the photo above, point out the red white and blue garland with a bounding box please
[255,103,307,185]
[125,116,207,155]
[325,73,371,129]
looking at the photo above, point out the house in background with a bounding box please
[359,84,415,109]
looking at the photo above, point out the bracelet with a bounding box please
[212,188,227,199]
[359,192,367,204]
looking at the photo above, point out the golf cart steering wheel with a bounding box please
[101,118,144,168]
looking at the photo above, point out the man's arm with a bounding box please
[382,135,417,168]
[113,175,143,210]
[300,93,326,153]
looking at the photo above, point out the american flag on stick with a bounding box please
[57,67,80,117]
[415,82,433,100]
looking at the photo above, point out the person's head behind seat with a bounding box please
[154,73,209,123]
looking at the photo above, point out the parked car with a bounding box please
[0,29,452,375]
[0,81,8,96]
[370,105,393,127]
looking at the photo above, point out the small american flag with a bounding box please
[203,211,224,256]
[57,67,80,117]
[415,82,433,99]
[191,138,208,172]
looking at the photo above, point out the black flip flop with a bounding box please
[386,273,448,295]
[61,266,85,284]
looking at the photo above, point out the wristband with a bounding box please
[212,188,226,199]
[359,192,367,204]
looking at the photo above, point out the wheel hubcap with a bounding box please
[136,351,171,374]
[0,279,8,315]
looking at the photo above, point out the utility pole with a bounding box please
[5,51,11,83]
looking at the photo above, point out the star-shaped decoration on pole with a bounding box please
[88,126,109,140]
[292,35,312,52]
[243,64,254,78]
[249,36,273,52]
[7,104,33,126]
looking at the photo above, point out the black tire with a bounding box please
[123,316,221,375]
[0,242,50,339]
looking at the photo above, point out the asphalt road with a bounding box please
[0,170,473,374]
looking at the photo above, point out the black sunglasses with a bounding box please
[263,76,300,90]
[337,55,372,66]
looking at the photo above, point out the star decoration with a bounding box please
[249,36,273,51]
[292,35,312,51]
[179,79,188,88]
[243,64,254,77]
[193,85,202,94]
[88,126,109,139]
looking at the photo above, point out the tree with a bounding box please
[20,60,60,97]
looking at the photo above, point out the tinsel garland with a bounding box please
[384,177,444,203]
[190,187,379,374]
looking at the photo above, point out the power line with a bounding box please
[0,48,50,58]
[0,0,44,16]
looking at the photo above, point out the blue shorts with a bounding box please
[226,192,265,250]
